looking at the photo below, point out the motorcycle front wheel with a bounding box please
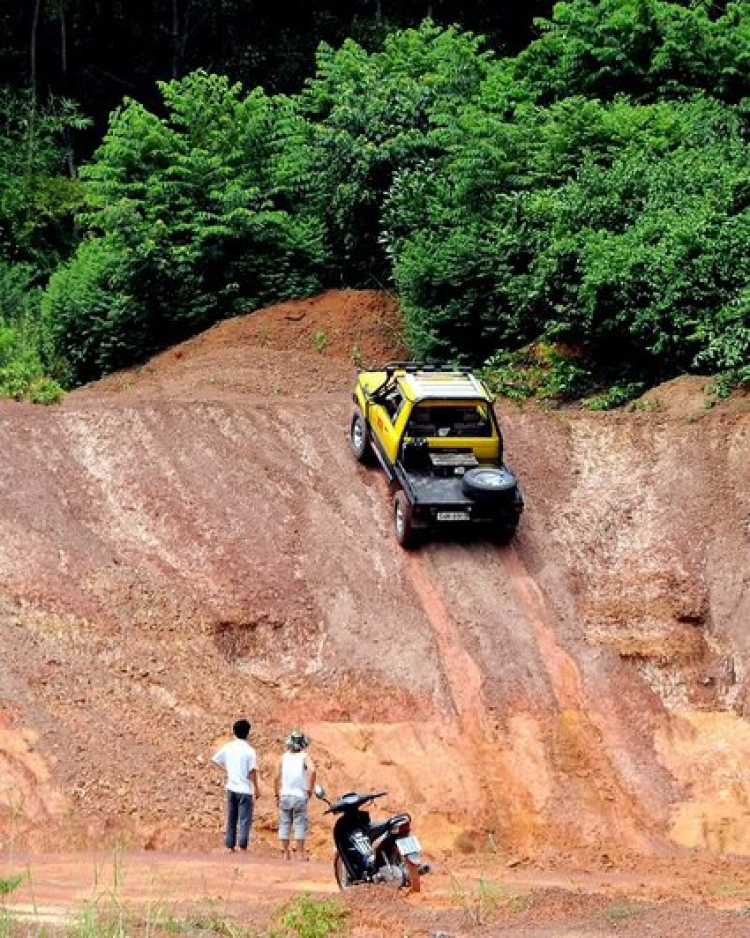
[334,854,354,890]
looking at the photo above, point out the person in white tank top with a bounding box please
[274,730,316,860]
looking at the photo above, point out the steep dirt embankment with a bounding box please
[0,289,748,863]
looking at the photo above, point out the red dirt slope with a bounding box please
[0,289,749,891]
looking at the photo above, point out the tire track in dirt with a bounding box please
[400,535,664,850]
[402,554,486,740]
[501,546,660,851]
[399,550,531,842]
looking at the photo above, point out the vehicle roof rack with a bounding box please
[380,361,472,375]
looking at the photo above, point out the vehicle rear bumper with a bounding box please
[411,500,522,527]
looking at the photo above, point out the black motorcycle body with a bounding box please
[316,788,429,891]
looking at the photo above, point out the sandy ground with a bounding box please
[1,288,749,933]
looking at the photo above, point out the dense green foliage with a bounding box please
[300,23,493,282]
[3,2,750,399]
[382,4,750,393]
[0,89,84,400]
[45,73,327,379]
[510,0,750,104]
[0,2,548,133]
[387,92,750,389]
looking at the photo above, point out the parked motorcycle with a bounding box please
[314,785,430,891]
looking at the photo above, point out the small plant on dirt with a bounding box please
[628,395,660,413]
[350,343,363,368]
[313,330,329,355]
[0,909,16,938]
[26,376,65,404]
[259,326,271,347]
[0,869,26,937]
[450,873,504,927]
[141,900,185,934]
[0,873,25,898]
[177,910,253,936]
[599,901,650,926]
[271,892,349,937]
[69,900,128,937]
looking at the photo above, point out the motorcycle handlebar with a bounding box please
[323,790,389,814]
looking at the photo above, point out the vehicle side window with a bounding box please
[392,396,407,425]
[382,389,403,422]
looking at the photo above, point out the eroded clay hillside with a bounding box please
[0,289,748,863]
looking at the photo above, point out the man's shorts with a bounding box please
[278,794,309,840]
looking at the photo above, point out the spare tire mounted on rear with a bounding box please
[461,466,517,501]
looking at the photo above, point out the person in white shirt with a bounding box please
[212,718,260,852]
[274,730,316,860]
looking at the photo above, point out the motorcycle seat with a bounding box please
[368,820,392,839]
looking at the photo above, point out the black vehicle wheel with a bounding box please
[334,854,354,890]
[350,410,372,463]
[394,491,418,549]
[490,522,518,545]
[461,466,517,501]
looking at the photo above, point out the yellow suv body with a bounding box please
[350,362,524,547]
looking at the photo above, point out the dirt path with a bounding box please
[5,849,750,936]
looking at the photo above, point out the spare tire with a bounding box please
[461,466,518,501]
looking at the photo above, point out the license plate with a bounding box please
[437,511,470,522]
[396,835,422,856]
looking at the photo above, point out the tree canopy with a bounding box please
[2,2,749,401]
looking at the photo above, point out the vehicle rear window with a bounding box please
[407,405,491,438]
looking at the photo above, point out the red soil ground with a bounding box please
[1,288,749,933]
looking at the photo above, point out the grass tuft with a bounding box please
[271,892,349,937]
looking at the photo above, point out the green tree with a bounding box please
[0,86,87,400]
[300,21,494,283]
[511,0,750,104]
[0,86,87,274]
[386,89,750,386]
[47,71,329,380]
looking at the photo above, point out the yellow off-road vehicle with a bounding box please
[350,362,524,547]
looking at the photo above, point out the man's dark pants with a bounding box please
[225,790,254,850]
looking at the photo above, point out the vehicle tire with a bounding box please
[490,522,517,545]
[394,491,418,549]
[334,854,354,890]
[350,410,372,463]
[461,466,517,502]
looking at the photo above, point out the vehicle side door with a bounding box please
[369,388,407,465]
